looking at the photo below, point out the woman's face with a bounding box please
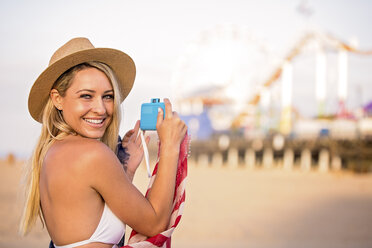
[60,67,114,139]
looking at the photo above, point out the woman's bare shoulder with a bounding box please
[44,136,118,172]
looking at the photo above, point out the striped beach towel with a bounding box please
[122,134,190,248]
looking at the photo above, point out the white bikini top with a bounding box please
[54,203,125,248]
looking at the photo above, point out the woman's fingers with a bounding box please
[155,98,188,146]
[133,120,140,140]
[122,129,134,147]
[164,98,173,119]
[122,120,144,148]
[123,129,134,142]
[156,107,164,129]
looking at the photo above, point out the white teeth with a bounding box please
[84,118,104,124]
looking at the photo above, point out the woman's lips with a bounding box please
[83,118,106,127]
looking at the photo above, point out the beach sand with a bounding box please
[1,160,372,248]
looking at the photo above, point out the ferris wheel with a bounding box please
[170,23,279,118]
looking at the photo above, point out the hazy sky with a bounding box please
[0,0,371,157]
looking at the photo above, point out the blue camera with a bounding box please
[140,98,165,130]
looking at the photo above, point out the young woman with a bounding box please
[21,37,187,248]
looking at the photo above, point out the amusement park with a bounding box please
[170,24,372,173]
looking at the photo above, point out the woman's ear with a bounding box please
[50,89,63,110]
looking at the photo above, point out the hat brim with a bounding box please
[28,48,136,123]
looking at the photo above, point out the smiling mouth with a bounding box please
[83,118,105,124]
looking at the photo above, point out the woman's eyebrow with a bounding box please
[75,89,113,94]
[76,89,95,94]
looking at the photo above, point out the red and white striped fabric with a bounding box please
[122,134,189,248]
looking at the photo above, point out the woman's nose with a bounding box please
[92,98,106,115]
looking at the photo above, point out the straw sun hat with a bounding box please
[28,37,136,123]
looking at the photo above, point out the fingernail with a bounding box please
[158,107,163,113]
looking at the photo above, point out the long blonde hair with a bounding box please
[20,61,122,234]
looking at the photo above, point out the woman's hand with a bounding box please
[156,98,187,152]
[121,120,150,180]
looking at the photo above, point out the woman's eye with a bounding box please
[80,94,92,99]
[103,94,114,100]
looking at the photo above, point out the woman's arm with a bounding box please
[85,99,186,237]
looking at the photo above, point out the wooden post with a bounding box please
[318,149,330,173]
[283,148,294,171]
[300,149,312,172]
[245,148,256,169]
[263,148,273,169]
[6,153,16,165]
[227,148,239,168]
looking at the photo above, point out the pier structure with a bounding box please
[186,134,372,173]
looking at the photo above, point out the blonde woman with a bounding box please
[21,37,187,248]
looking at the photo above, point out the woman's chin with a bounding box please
[77,131,105,140]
